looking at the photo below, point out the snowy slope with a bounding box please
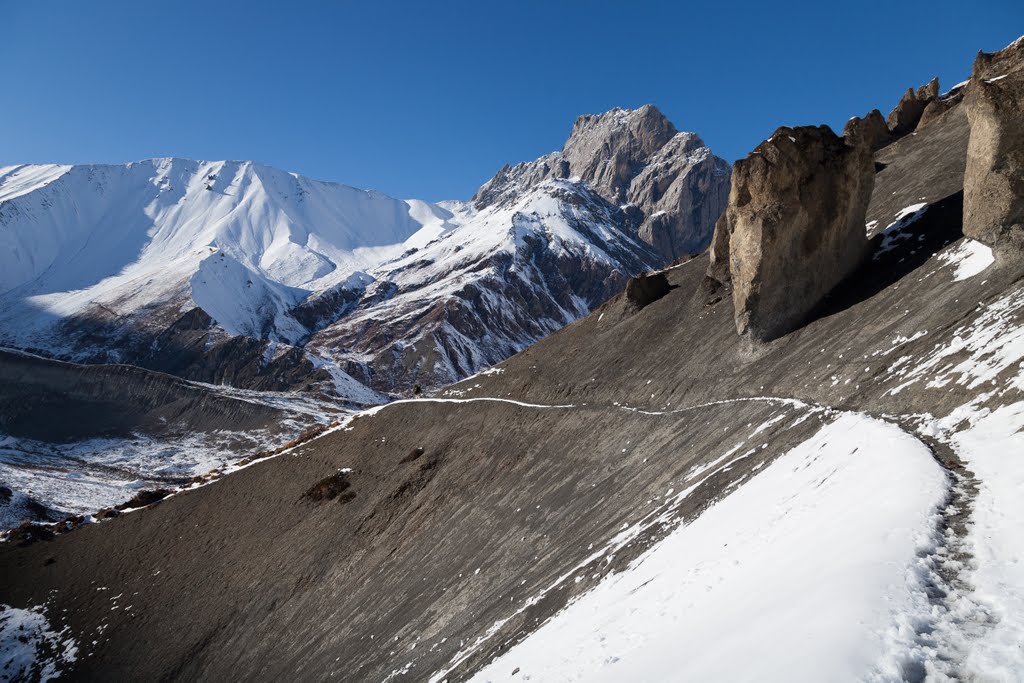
[309,178,661,388]
[0,159,452,344]
[468,413,947,682]
[0,157,665,396]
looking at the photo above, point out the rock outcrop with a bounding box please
[887,77,941,138]
[623,271,671,311]
[710,125,874,341]
[472,105,731,261]
[963,37,1024,254]
[843,109,891,152]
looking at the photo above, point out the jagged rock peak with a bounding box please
[887,77,944,138]
[708,125,874,341]
[963,34,1024,256]
[561,105,680,202]
[471,105,731,262]
[843,109,891,152]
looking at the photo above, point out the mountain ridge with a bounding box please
[0,107,730,397]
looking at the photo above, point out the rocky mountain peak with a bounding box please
[561,105,679,202]
[471,105,730,262]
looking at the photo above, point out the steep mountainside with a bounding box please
[0,107,727,396]
[3,38,1024,682]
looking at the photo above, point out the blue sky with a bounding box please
[2,1,1021,201]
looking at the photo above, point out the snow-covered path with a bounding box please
[466,412,948,682]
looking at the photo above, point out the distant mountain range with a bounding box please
[0,105,729,399]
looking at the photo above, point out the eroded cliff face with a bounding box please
[707,125,874,341]
[964,38,1024,256]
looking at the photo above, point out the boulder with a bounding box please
[963,40,1024,254]
[725,126,875,341]
[623,271,671,311]
[843,109,891,151]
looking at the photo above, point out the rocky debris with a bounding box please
[887,77,941,138]
[9,521,55,545]
[623,272,671,311]
[472,105,730,261]
[116,489,172,511]
[963,39,1024,254]
[304,470,354,504]
[724,126,875,341]
[843,109,891,152]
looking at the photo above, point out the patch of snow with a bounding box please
[0,427,297,529]
[874,203,928,256]
[888,286,1024,394]
[0,604,78,681]
[936,239,995,281]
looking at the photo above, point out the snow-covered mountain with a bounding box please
[0,106,729,397]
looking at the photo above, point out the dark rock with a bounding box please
[24,497,55,521]
[623,272,670,311]
[11,521,54,545]
[0,486,11,504]
[963,40,1024,254]
[917,98,953,130]
[400,447,426,464]
[888,88,929,137]
[727,126,875,340]
[116,488,172,511]
[304,471,352,503]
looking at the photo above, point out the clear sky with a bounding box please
[3,1,1021,201]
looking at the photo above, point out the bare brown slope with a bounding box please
[2,96,1023,682]
[0,349,291,442]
